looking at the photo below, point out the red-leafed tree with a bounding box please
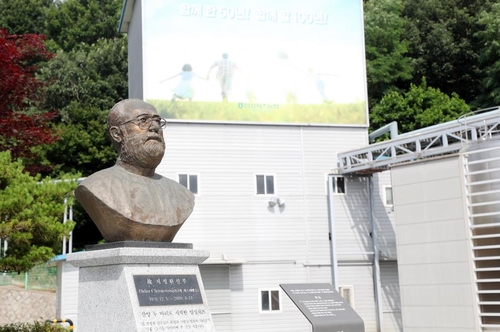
[0,29,58,174]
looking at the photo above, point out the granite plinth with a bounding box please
[67,246,209,267]
[85,241,193,251]
[67,246,215,332]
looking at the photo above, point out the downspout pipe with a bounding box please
[327,175,339,290]
[369,176,383,332]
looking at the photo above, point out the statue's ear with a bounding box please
[109,126,123,143]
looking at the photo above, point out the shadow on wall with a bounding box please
[338,174,402,332]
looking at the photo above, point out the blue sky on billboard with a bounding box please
[143,0,367,125]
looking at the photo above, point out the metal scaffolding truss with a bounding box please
[336,107,500,174]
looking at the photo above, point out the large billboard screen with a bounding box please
[143,0,368,125]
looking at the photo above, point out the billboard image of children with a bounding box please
[160,63,206,102]
[207,53,239,102]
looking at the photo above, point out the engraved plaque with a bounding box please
[280,283,364,332]
[134,274,203,306]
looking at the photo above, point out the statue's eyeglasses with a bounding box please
[118,115,167,129]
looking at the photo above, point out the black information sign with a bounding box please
[280,283,364,332]
[134,274,203,307]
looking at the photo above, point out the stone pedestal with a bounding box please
[66,242,215,332]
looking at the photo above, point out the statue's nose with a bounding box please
[149,120,160,132]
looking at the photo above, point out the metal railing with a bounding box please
[336,107,500,174]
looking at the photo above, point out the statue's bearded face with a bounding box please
[118,108,166,169]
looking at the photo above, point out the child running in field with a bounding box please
[160,64,206,102]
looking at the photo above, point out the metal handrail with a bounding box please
[336,106,500,174]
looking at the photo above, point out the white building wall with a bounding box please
[55,261,79,331]
[332,174,400,331]
[228,264,311,332]
[391,155,477,332]
[155,122,395,331]
[333,176,372,261]
[161,123,369,265]
[374,172,402,331]
[380,261,403,332]
[338,264,377,331]
[373,171,398,259]
[199,265,232,331]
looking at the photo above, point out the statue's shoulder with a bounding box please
[78,166,124,189]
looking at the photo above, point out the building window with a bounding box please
[179,174,198,194]
[259,289,281,313]
[339,285,355,308]
[256,175,275,195]
[332,176,345,194]
[383,186,393,206]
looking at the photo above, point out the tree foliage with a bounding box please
[41,107,116,177]
[0,151,77,273]
[40,36,128,115]
[0,0,55,35]
[0,29,59,174]
[474,2,500,107]
[370,78,470,133]
[45,0,123,52]
[364,0,412,107]
[37,36,127,176]
[400,0,491,106]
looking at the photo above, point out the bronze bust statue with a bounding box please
[75,99,194,242]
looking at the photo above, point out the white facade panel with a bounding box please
[164,123,369,266]
[380,262,402,332]
[199,265,232,331]
[390,154,461,185]
[394,199,465,225]
[373,172,398,259]
[398,241,470,265]
[391,156,477,332]
[401,284,474,306]
[56,261,79,331]
[153,122,391,331]
[333,176,373,260]
[229,264,311,332]
[402,306,476,330]
[338,264,377,332]
[398,262,472,285]
[397,218,467,244]
[394,177,463,206]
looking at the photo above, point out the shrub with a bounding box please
[0,322,67,332]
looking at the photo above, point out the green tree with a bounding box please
[474,2,500,108]
[0,151,77,273]
[45,0,123,52]
[364,0,413,107]
[401,0,490,105]
[41,107,116,176]
[37,36,127,176]
[370,78,470,133]
[40,36,128,115]
[0,0,55,35]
